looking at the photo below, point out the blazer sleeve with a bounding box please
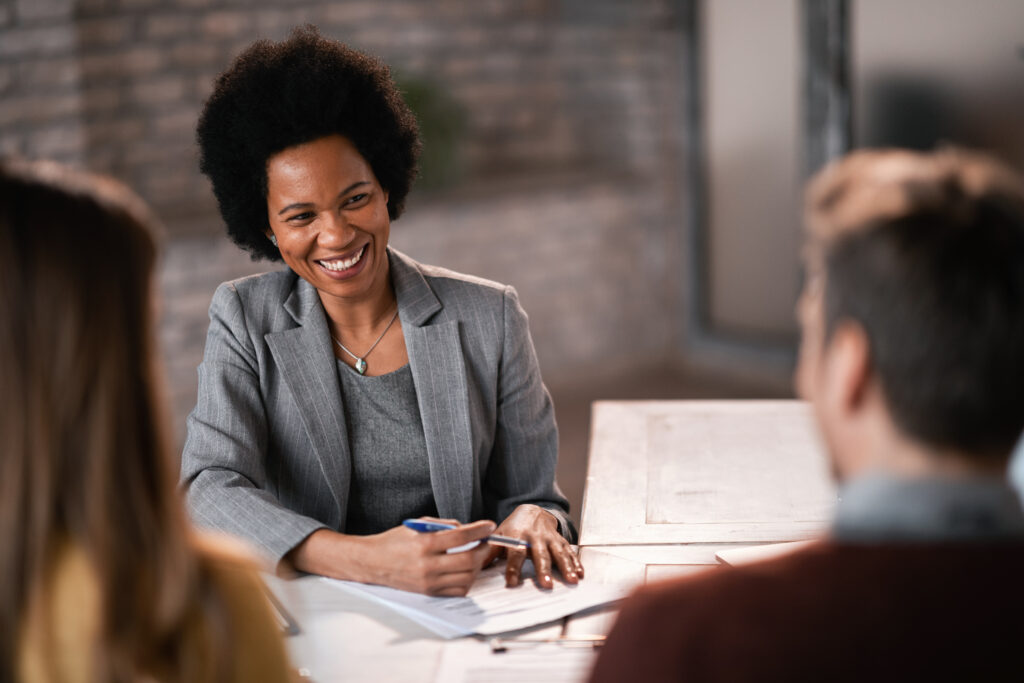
[180,283,326,564]
[484,285,577,542]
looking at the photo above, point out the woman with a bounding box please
[182,26,582,596]
[0,160,292,682]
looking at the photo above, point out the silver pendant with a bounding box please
[355,358,367,375]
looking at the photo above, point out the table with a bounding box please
[580,400,835,545]
[568,400,837,637]
[274,400,837,681]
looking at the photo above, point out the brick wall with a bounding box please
[2,0,687,230]
[2,0,694,438]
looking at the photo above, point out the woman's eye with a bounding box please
[345,193,369,206]
[287,212,315,222]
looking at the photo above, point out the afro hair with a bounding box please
[196,26,421,261]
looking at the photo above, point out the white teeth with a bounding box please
[320,246,365,272]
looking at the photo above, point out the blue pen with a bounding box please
[403,518,531,550]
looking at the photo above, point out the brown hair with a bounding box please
[0,161,236,681]
[804,148,1024,458]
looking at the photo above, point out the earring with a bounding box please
[269,234,278,247]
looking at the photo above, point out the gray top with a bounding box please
[833,472,1024,543]
[337,361,437,535]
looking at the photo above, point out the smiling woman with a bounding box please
[181,26,581,597]
[265,134,399,373]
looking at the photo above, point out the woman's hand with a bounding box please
[483,504,584,589]
[288,519,495,596]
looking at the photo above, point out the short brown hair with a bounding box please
[805,148,1024,458]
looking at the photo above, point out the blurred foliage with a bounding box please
[396,74,467,191]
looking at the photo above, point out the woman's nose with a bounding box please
[318,212,356,248]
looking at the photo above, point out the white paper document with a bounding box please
[434,637,599,683]
[715,540,817,566]
[321,563,629,638]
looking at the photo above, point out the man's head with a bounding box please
[795,148,1024,480]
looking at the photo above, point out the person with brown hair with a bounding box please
[589,148,1024,682]
[0,160,294,682]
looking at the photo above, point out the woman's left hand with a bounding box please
[483,504,584,589]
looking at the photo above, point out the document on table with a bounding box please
[434,638,598,683]
[715,540,817,566]
[321,562,630,638]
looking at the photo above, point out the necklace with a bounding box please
[332,306,400,375]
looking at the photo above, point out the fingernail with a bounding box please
[543,574,551,583]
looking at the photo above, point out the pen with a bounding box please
[403,518,531,549]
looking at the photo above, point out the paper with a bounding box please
[321,562,630,638]
[434,638,598,683]
[715,540,816,566]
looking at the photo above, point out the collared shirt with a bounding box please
[832,472,1024,543]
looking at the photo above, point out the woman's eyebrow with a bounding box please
[277,181,371,215]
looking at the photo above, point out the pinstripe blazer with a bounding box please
[181,248,574,563]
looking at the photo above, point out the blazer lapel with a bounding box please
[392,249,476,523]
[265,277,351,530]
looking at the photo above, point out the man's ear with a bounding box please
[822,320,872,418]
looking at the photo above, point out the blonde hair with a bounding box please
[804,147,1024,243]
[0,161,237,681]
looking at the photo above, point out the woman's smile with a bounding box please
[318,243,368,278]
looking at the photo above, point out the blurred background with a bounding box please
[3,0,1023,526]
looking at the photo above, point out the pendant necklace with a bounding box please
[332,306,400,375]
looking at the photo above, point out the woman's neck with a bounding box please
[319,269,397,332]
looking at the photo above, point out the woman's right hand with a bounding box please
[287,519,495,596]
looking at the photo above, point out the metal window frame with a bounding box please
[677,0,851,378]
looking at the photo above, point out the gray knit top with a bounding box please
[337,360,438,535]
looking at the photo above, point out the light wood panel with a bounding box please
[580,401,836,546]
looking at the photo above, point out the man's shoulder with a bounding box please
[634,540,1024,607]
[612,539,1024,655]
[595,541,1024,682]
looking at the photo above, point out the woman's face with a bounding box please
[265,134,391,305]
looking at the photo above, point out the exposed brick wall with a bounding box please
[2,0,687,229]
[2,0,693,439]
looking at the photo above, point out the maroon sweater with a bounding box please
[589,542,1024,683]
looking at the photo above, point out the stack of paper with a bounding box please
[322,563,630,638]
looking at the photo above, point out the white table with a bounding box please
[273,400,837,681]
[569,400,837,635]
[580,400,835,545]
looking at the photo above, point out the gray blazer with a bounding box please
[181,248,574,563]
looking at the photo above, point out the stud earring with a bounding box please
[269,234,278,247]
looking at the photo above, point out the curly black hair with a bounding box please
[197,26,421,261]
